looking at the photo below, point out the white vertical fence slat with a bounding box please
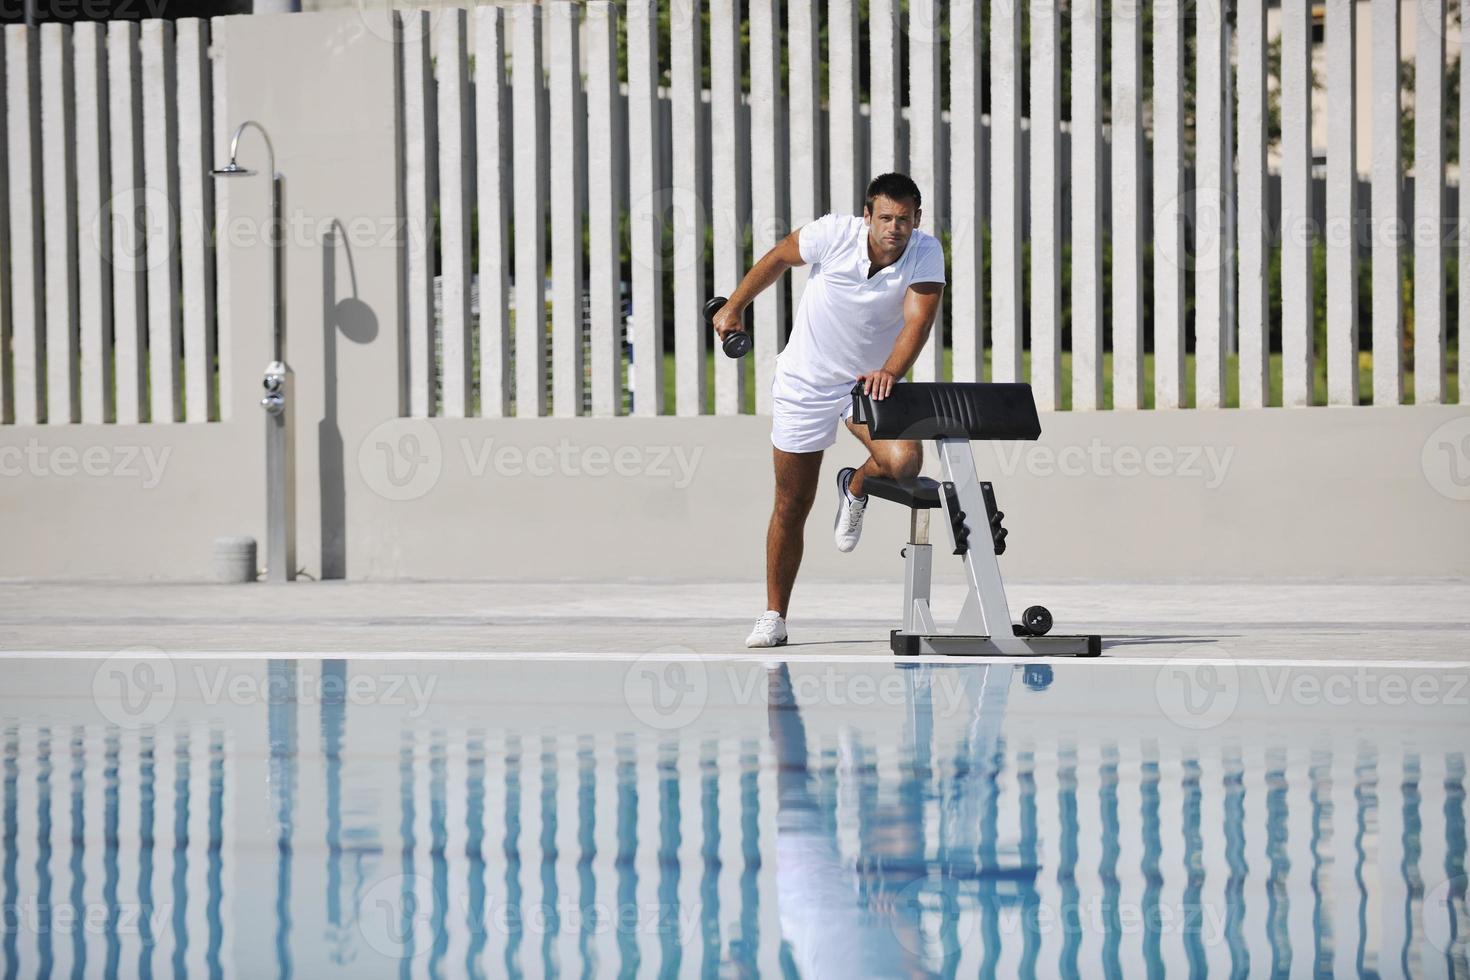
[950,0,983,383]
[991,0,1023,383]
[1195,0,1226,409]
[584,4,621,418]
[513,3,548,416]
[0,74,9,349]
[1371,0,1403,405]
[1326,0,1359,406]
[625,0,662,416]
[671,0,705,416]
[828,0,860,216]
[1153,0,1185,409]
[109,22,145,424]
[1237,0,1269,408]
[1071,0,1103,410]
[401,12,436,418]
[1413,0,1446,404]
[1029,0,1061,402]
[907,0,943,381]
[1280,0,1315,406]
[788,0,819,313]
[41,24,79,425]
[1111,0,1143,409]
[749,0,785,414]
[5,26,41,423]
[142,20,181,424]
[177,19,215,423]
[710,0,746,415]
[436,10,473,418]
[475,6,512,418]
[0,36,8,425]
[209,20,230,420]
[74,22,113,424]
[551,2,586,418]
[868,0,899,174]
[0,37,7,424]
[1463,0,1470,404]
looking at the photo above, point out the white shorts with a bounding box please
[770,367,857,454]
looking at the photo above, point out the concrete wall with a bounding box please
[343,404,1470,582]
[9,399,1467,581]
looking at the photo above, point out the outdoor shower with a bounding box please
[213,120,294,583]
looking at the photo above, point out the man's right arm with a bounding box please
[712,228,807,343]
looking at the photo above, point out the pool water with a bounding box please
[1,654,1467,978]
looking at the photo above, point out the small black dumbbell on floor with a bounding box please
[704,297,753,358]
[1012,605,1053,637]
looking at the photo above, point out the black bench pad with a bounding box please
[850,381,1042,441]
[862,476,943,510]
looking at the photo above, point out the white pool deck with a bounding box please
[0,579,1467,665]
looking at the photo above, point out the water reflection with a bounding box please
[0,659,1466,978]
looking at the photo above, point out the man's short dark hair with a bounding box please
[864,173,922,213]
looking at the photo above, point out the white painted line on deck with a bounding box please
[1,651,1467,669]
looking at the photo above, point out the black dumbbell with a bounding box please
[704,296,753,358]
[1011,605,1054,637]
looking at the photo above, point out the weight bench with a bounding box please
[849,381,1101,658]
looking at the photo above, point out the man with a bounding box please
[712,173,946,648]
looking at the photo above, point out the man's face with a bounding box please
[864,195,920,255]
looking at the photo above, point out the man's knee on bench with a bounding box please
[871,446,922,481]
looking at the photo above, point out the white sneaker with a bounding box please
[833,466,868,553]
[745,611,788,648]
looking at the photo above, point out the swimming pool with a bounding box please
[2,653,1466,978]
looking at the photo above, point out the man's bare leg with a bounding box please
[844,420,922,498]
[767,447,825,617]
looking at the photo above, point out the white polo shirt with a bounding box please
[776,212,947,389]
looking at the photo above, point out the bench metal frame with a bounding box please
[890,436,1100,658]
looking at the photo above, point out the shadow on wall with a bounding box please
[321,221,378,579]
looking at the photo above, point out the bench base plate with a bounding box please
[891,630,1102,658]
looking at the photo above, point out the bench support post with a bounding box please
[902,509,936,633]
[936,438,1034,654]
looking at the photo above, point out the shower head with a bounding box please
[213,120,276,182]
[210,161,257,178]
